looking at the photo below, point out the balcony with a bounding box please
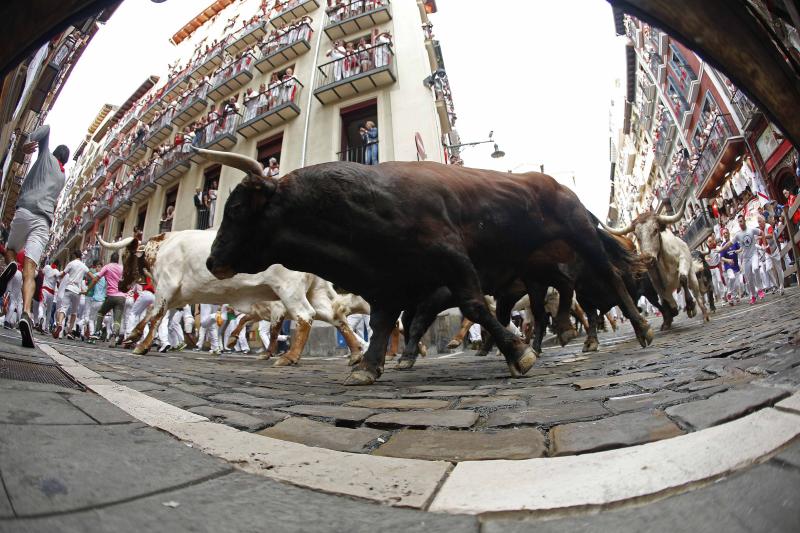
[107,151,125,174]
[159,219,173,233]
[79,211,94,233]
[29,39,73,114]
[153,146,191,187]
[129,163,159,203]
[237,78,303,139]
[337,141,379,165]
[190,115,239,163]
[225,20,267,56]
[324,0,392,40]
[172,82,210,129]
[731,89,761,130]
[109,184,133,217]
[187,41,227,81]
[208,51,259,102]
[694,114,745,198]
[160,73,191,104]
[95,190,113,220]
[314,42,395,104]
[144,108,175,149]
[255,23,313,74]
[270,0,320,27]
[138,99,161,125]
[682,213,714,250]
[90,165,107,190]
[123,137,148,164]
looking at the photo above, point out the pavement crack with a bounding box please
[0,467,17,518]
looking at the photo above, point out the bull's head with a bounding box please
[98,236,144,292]
[191,147,277,279]
[604,201,686,265]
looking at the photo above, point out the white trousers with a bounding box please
[126,291,154,336]
[198,304,220,351]
[4,271,23,325]
[347,313,370,350]
[224,313,249,352]
[40,290,55,328]
[765,252,785,290]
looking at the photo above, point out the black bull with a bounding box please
[202,155,654,385]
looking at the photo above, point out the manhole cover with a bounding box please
[0,357,85,390]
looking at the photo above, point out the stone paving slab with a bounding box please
[604,390,692,414]
[188,405,275,431]
[0,478,12,518]
[775,391,800,414]
[366,410,479,429]
[550,410,684,456]
[346,398,451,410]
[373,428,546,461]
[279,404,376,423]
[260,417,386,452]
[666,386,790,429]
[65,392,138,424]
[775,440,800,469]
[0,390,97,425]
[482,462,800,533]
[487,402,609,427]
[207,392,291,409]
[2,471,478,533]
[0,423,231,516]
[573,372,662,389]
[146,388,210,409]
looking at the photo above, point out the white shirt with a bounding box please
[42,264,60,290]
[61,259,89,295]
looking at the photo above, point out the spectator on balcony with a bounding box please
[327,1,346,23]
[373,31,393,68]
[357,38,373,72]
[243,87,256,109]
[281,68,296,103]
[326,40,346,81]
[194,188,209,230]
[343,42,359,77]
[1,125,70,347]
[207,181,218,227]
[207,108,220,138]
[161,205,174,231]
[361,121,379,165]
[193,119,206,147]
[182,127,194,153]
[266,158,280,178]
[267,73,282,109]
[255,82,269,116]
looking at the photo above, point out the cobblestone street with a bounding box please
[30,288,800,462]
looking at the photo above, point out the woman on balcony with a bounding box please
[268,73,282,109]
[160,205,174,233]
[344,42,359,77]
[362,120,378,165]
[281,68,296,104]
[207,181,218,227]
[256,82,269,116]
[357,38,372,72]
[373,31,392,68]
[193,118,206,147]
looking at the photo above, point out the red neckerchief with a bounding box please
[58,161,65,173]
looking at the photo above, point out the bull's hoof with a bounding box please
[256,352,273,361]
[558,327,578,347]
[132,344,150,356]
[418,343,428,358]
[582,338,599,352]
[344,368,378,386]
[474,350,489,357]
[637,324,655,347]
[385,352,397,361]
[508,348,537,377]
[347,351,363,366]
[396,357,416,370]
[273,356,298,367]
[446,339,461,350]
[704,313,711,323]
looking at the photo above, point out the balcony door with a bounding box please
[339,99,377,164]
[258,133,283,177]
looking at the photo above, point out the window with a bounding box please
[163,186,178,216]
[666,76,689,117]
[339,99,378,164]
[203,165,220,195]
[756,124,780,161]
[136,205,147,233]
[258,133,283,177]
[690,92,720,151]
[668,44,696,98]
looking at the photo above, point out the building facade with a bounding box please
[48,0,456,265]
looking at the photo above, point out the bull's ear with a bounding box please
[242,175,277,197]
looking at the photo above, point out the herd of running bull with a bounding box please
[100,146,712,386]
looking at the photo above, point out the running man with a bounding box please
[0,125,69,347]
[87,252,125,347]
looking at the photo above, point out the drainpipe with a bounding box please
[300,22,325,168]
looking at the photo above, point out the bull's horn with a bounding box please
[657,200,686,225]
[192,147,266,180]
[98,236,135,250]
[601,221,635,235]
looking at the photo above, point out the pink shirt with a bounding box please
[98,263,124,297]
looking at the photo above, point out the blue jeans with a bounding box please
[365,143,378,165]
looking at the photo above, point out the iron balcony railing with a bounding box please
[731,89,759,127]
[337,141,379,165]
[260,22,313,57]
[111,182,133,211]
[159,219,173,233]
[314,42,394,90]
[175,82,210,115]
[241,77,303,123]
[692,113,733,191]
[209,51,259,92]
[196,114,240,148]
[682,212,714,250]
[130,162,160,196]
[196,208,211,230]
[146,107,175,137]
[189,39,227,73]
[154,145,191,180]
[326,0,390,25]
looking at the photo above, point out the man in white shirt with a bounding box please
[53,250,89,338]
[757,214,785,295]
[40,260,61,331]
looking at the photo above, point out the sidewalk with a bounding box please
[0,332,798,532]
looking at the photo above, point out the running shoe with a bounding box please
[174,342,187,351]
[52,325,62,339]
[66,333,76,340]
[750,296,757,305]
[0,261,17,296]
[757,290,766,300]
[19,312,34,348]
[158,344,171,353]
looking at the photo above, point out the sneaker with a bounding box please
[66,333,76,340]
[750,296,756,305]
[52,325,62,339]
[158,344,171,353]
[19,312,34,348]
[174,342,187,352]
[780,287,785,295]
[757,290,766,300]
[0,261,17,295]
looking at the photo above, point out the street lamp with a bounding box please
[443,131,505,160]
